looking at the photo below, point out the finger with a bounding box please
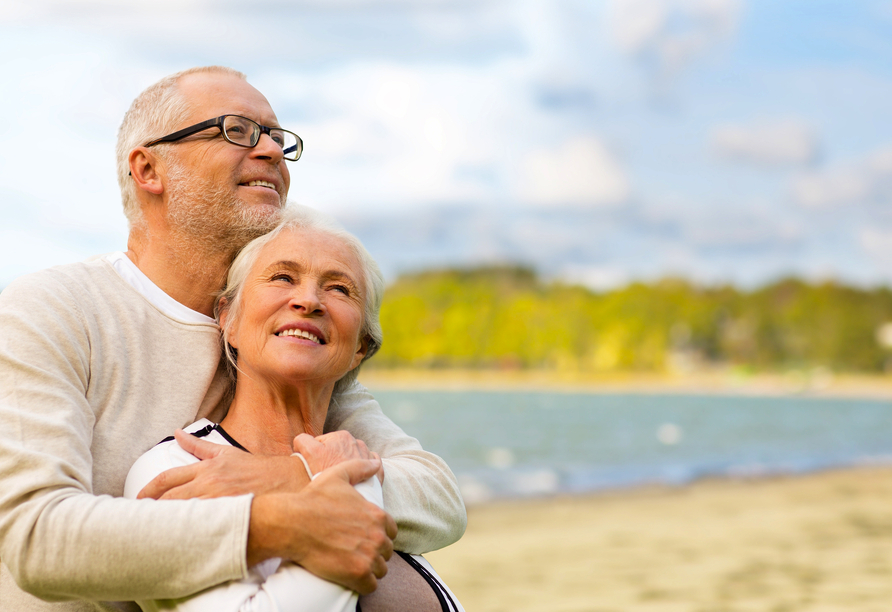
[335,457,382,486]
[384,513,398,542]
[373,453,385,485]
[372,554,389,580]
[355,439,371,459]
[292,432,323,455]
[174,429,229,460]
[354,574,378,596]
[315,430,356,443]
[137,463,200,499]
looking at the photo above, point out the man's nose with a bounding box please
[251,132,285,164]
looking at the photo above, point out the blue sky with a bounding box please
[3,0,892,289]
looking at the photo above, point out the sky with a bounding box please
[3,0,892,290]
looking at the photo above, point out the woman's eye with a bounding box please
[330,284,350,295]
[271,273,293,283]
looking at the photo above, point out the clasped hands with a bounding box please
[137,430,395,594]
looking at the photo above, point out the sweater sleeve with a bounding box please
[0,274,252,602]
[325,380,467,554]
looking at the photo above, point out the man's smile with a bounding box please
[244,180,277,190]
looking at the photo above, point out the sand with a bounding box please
[360,368,892,400]
[424,467,892,612]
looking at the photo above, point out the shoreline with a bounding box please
[359,367,892,399]
[425,464,892,611]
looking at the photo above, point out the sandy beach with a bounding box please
[425,467,892,612]
[360,368,892,400]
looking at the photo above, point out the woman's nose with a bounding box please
[289,285,323,313]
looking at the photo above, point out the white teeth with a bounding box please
[246,180,276,190]
[277,329,321,344]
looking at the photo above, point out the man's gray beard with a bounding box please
[165,163,284,260]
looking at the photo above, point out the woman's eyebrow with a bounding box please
[261,260,303,274]
[261,261,358,286]
[322,270,359,286]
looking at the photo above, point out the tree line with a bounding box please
[371,266,892,373]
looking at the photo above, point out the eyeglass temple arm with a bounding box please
[144,117,223,148]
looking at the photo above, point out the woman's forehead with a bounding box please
[256,228,361,276]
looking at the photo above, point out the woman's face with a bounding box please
[224,227,367,388]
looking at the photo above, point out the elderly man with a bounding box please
[0,66,465,612]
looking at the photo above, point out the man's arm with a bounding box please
[326,380,467,553]
[0,272,252,601]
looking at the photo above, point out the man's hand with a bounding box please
[249,458,398,594]
[294,430,385,484]
[137,429,311,500]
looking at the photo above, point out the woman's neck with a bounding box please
[219,375,334,456]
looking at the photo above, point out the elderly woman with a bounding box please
[124,207,463,612]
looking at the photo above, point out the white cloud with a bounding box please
[861,227,892,263]
[711,120,819,167]
[791,168,871,208]
[608,0,741,81]
[0,0,212,23]
[791,146,892,208]
[517,137,630,208]
[610,0,669,54]
[272,60,528,211]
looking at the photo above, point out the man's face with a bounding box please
[160,72,292,251]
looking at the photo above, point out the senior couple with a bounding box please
[0,67,465,612]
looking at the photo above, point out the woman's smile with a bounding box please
[275,322,326,345]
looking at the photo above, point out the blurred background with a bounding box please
[7,1,892,610]
[6,0,892,289]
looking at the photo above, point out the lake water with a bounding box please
[371,390,892,504]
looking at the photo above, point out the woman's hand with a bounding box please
[294,431,385,484]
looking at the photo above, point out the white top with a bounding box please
[125,420,464,612]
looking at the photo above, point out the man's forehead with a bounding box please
[177,72,279,126]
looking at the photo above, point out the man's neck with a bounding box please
[125,236,232,318]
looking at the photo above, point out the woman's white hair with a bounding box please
[215,205,385,394]
[116,66,247,228]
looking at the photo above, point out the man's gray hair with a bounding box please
[116,66,247,228]
[215,205,385,394]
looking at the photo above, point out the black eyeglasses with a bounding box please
[144,114,303,161]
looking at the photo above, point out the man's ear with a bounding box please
[128,147,165,196]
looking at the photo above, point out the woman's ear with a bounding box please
[349,336,369,370]
[218,299,240,350]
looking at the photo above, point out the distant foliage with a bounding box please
[372,267,892,373]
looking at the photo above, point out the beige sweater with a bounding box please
[0,258,465,612]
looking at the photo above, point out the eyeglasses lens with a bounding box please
[221,115,301,161]
[222,116,258,147]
